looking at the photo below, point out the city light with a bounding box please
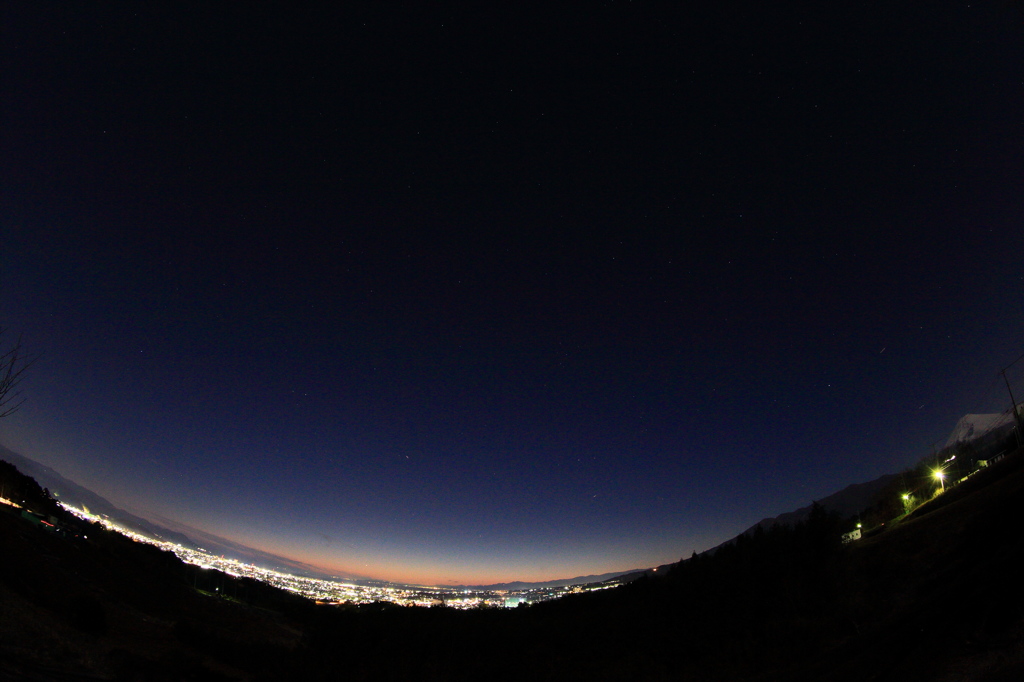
[56,502,620,609]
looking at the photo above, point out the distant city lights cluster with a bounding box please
[57,502,620,609]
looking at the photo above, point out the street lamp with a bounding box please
[933,470,945,493]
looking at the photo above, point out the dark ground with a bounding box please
[2,452,1024,681]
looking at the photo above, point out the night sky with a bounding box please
[2,2,1023,585]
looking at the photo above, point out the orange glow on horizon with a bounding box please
[185,522,664,587]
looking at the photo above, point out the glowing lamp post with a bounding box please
[933,470,945,493]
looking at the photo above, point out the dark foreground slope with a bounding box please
[0,505,311,680]
[3,454,1024,681]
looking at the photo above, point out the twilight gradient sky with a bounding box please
[2,2,1023,585]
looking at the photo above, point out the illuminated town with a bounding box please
[54,502,621,609]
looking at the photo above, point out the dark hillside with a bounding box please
[2,454,1024,680]
[0,459,61,518]
[0,445,198,549]
[0,462,311,680]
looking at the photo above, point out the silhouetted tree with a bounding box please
[0,328,33,418]
[0,459,60,515]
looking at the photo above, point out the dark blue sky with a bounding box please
[3,2,1023,584]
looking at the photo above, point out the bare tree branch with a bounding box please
[0,329,35,419]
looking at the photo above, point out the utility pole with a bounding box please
[1002,369,1024,450]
